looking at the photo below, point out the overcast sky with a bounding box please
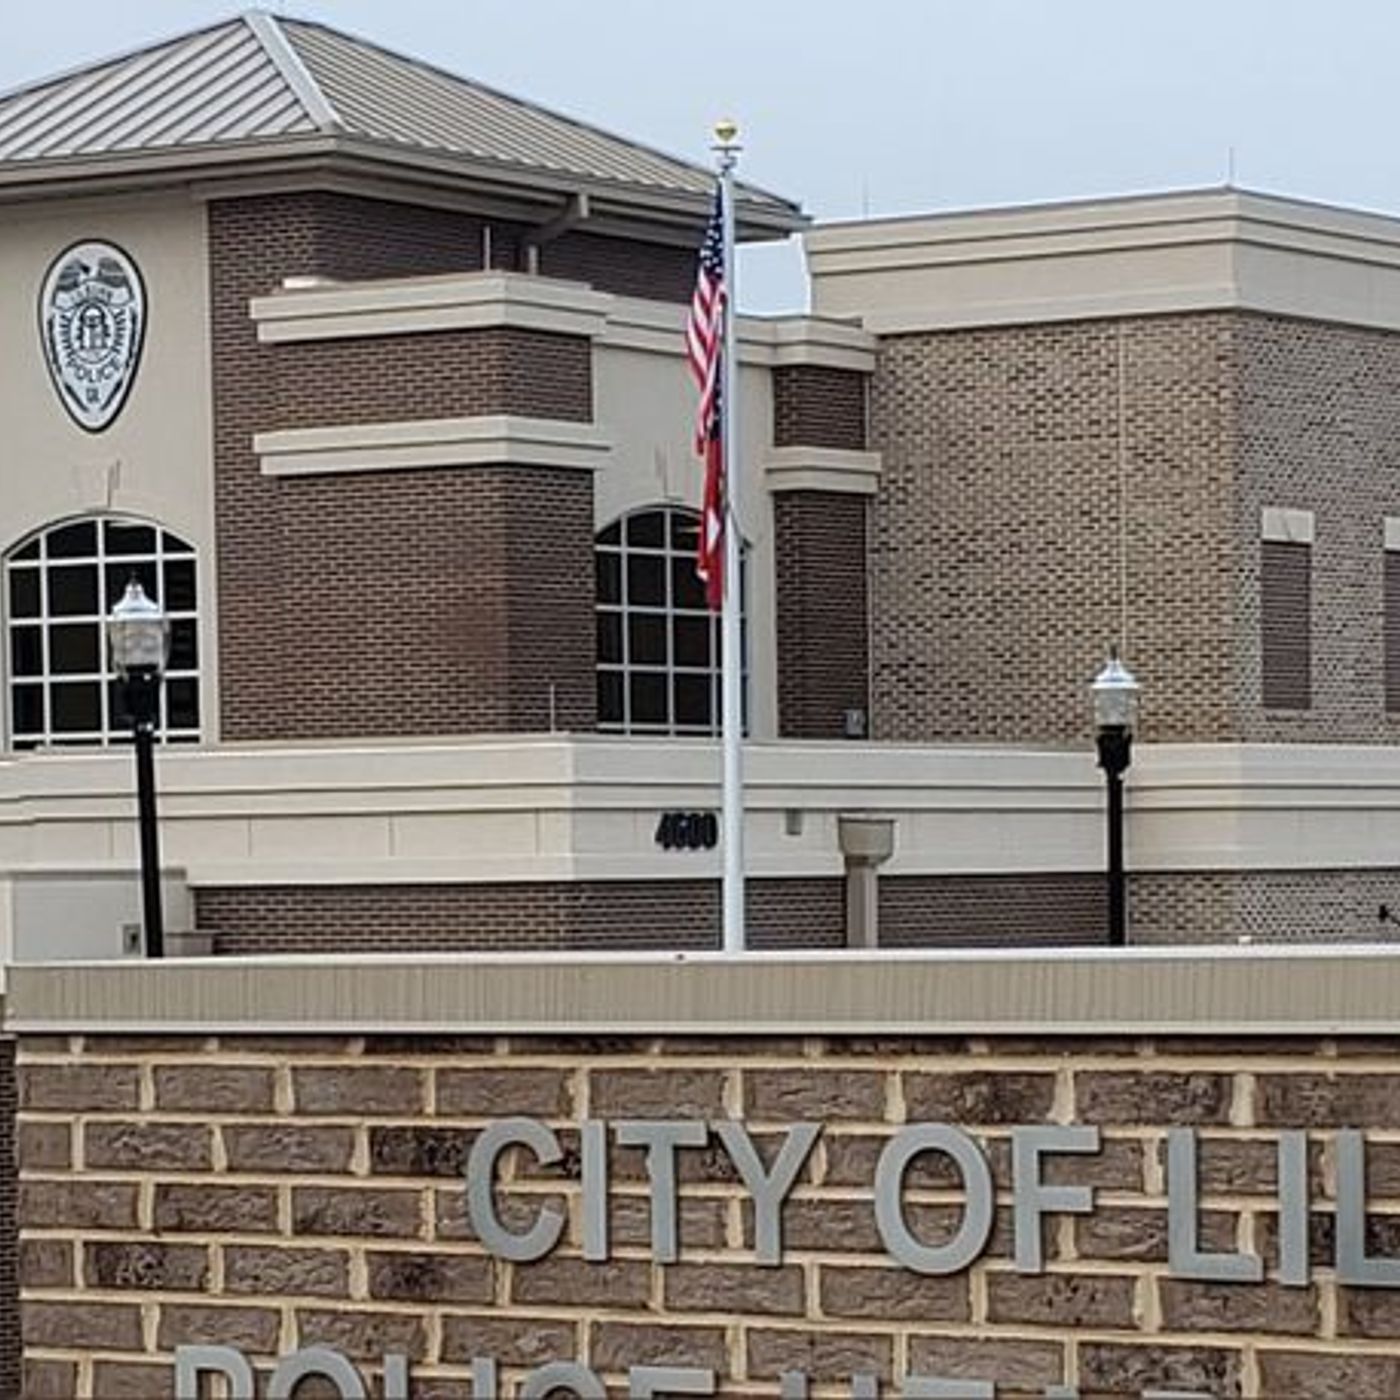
[3,1,1395,310]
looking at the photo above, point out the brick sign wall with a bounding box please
[18,1029,1400,1397]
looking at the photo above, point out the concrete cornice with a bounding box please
[252,272,613,342]
[806,187,1400,335]
[9,944,1400,1034]
[764,446,883,495]
[251,272,878,372]
[254,415,610,476]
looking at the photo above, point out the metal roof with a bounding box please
[0,11,801,227]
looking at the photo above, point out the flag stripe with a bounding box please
[685,186,727,611]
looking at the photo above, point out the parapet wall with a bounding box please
[12,951,1400,1398]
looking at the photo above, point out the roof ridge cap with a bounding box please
[242,9,340,133]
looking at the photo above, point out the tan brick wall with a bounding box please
[1233,315,1400,743]
[20,1032,1400,1397]
[868,314,1238,745]
[1130,868,1400,945]
[868,310,1400,746]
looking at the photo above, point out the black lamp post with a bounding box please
[108,580,170,959]
[1092,648,1139,948]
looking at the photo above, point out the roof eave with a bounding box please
[0,132,808,239]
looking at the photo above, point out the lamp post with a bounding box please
[1092,648,1139,948]
[108,579,170,958]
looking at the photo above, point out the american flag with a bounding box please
[685,185,727,611]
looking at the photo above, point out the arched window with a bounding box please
[595,506,745,735]
[5,517,200,749]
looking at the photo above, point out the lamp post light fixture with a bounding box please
[1092,648,1139,948]
[108,579,170,958]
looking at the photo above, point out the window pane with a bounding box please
[48,566,98,616]
[46,522,97,558]
[669,513,700,552]
[597,670,623,724]
[630,671,667,725]
[626,512,665,548]
[11,538,39,562]
[675,674,713,729]
[671,557,706,612]
[595,552,621,605]
[597,612,622,664]
[49,624,100,675]
[673,615,711,668]
[628,613,667,665]
[10,627,42,678]
[51,682,101,733]
[164,559,197,612]
[166,678,199,730]
[168,619,198,672]
[104,521,156,556]
[12,684,43,735]
[162,531,195,554]
[8,569,39,618]
[627,555,665,606]
[597,521,621,547]
[106,561,158,608]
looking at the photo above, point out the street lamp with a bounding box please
[1091,648,1139,948]
[108,579,170,958]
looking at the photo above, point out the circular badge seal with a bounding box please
[39,240,147,433]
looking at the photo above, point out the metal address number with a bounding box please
[654,811,719,851]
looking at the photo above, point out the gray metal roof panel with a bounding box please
[0,19,317,161]
[0,11,802,225]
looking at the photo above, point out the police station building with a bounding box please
[7,13,1400,1400]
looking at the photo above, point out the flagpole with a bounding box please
[715,120,745,954]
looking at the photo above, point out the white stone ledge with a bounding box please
[765,446,882,495]
[8,944,1400,1034]
[808,188,1400,336]
[251,270,877,371]
[252,271,613,342]
[1261,506,1315,544]
[255,415,610,476]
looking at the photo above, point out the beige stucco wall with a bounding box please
[0,192,217,742]
[594,338,778,739]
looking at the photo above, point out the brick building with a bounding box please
[2,14,1399,949]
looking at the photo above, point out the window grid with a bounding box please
[5,518,200,750]
[596,508,746,736]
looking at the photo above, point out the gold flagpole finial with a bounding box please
[713,118,740,146]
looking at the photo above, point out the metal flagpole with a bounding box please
[715,121,745,954]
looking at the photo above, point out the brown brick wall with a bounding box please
[209,193,599,741]
[541,229,697,303]
[20,1031,1400,1396]
[192,875,1113,954]
[0,1042,15,1400]
[869,314,1239,745]
[194,880,848,954]
[773,365,868,450]
[269,328,592,431]
[880,873,1105,946]
[773,492,870,737]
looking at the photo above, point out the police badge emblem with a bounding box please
[39,241,146,433]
